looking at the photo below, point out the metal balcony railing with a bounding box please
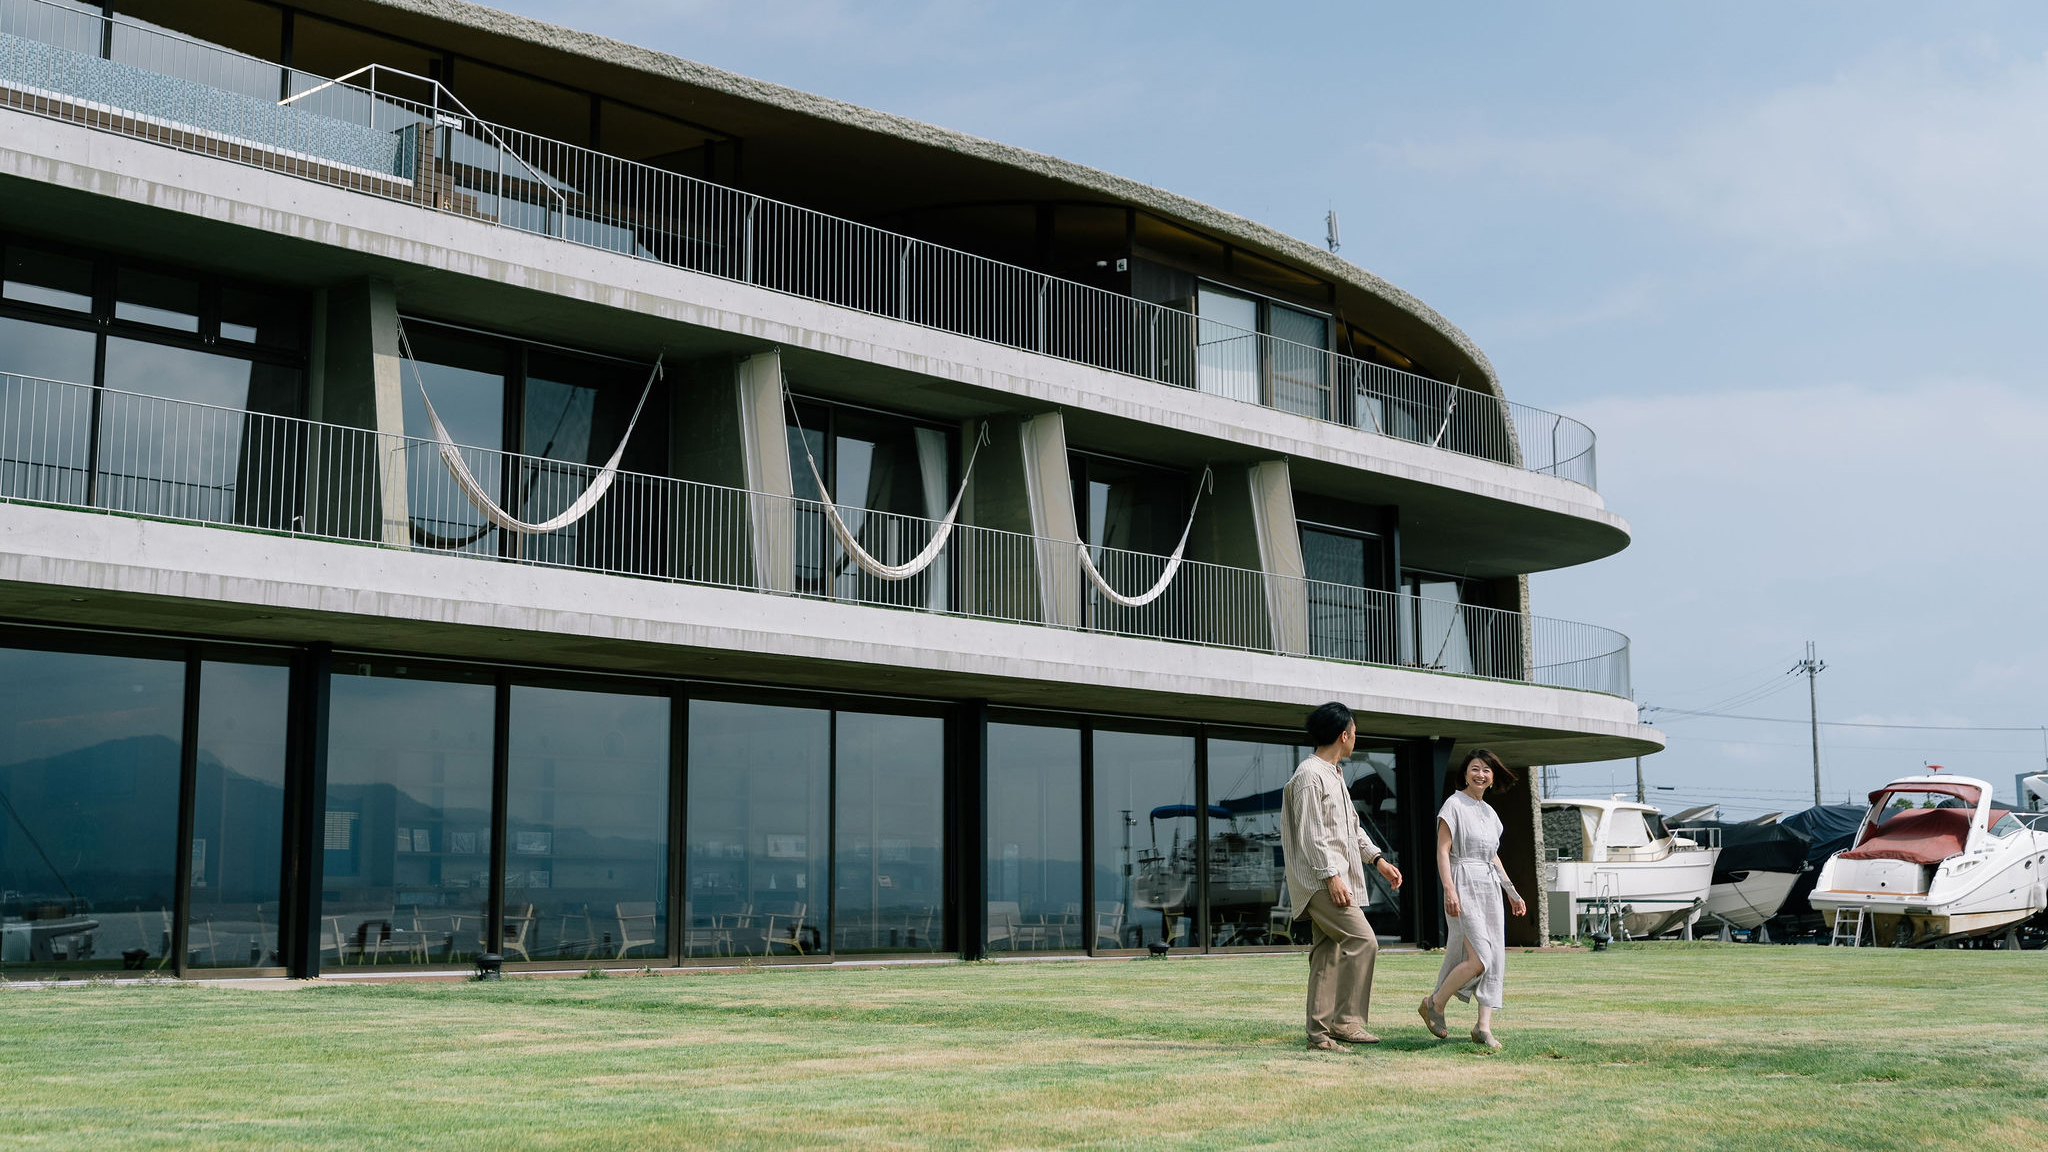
[0,0,1599,491]
[0,370,1631,697]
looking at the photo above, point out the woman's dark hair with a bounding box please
[1446,748,1517,793]
[1305,702,1353,747]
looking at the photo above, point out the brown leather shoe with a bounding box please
[1330,1029,1381,1044]
[1306,1036,1346,1052]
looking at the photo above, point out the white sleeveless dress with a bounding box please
[1435,790,1508,1009]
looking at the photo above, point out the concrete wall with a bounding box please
[313,279,407,546]
[964,411,1076,626]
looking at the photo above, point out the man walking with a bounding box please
[1282,702,1403,1050]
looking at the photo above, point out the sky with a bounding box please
[495,1,2048,814]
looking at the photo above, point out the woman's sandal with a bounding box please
[1471,1028,1501,1051]
[1418,996,1448,1039]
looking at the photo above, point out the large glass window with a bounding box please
[323,669,495,967]
[505,685,671,963]
[0,647,184,973]
[1344,745,1408,936]
[97,338,301,523]
[685,700,829,958]
[1204,739,1306,948]
[401,329,509,556]
[1302,526,1391,663]
[1195,284,1259,403]
[986,722,1083,952]
[833,712,945,953]
[187,661,290,968]
[785,400,954,610]
[1092,729,1197,950]
[0,317,97,505]
[1195,283,1331,417]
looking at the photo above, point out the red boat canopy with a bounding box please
[1840,807,1972,865]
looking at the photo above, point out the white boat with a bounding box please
[2019,773,2048,814]
[1542,797,1719,938]
[1811,774,2048,947]
[1667,814,1812,932]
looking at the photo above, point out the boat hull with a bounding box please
[1812,847,2048,946]
[1701,869,1801,930]
[1547,853,1717,938]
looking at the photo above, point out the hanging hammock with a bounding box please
[1430,378,1460,448]
[785,377,989,581]
[1076,467,1214,609]
[398,322,663,536]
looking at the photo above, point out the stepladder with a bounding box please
[1830,906,1866,947]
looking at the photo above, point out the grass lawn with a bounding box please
[2,944,2044,1151]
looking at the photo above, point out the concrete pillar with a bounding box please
[965,412,1077,626]
[313,279,407,547]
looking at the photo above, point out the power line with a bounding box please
[1646,707,2046,732]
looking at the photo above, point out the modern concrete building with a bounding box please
[0,0,1659,977]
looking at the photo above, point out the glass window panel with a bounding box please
[0,646,183,974]
[401,331,507,556]
[1268,304,1330,419]
[1344,746,1407,935]
[1302,529,1390,663]
[324,670,494,967]
[0,318,96,504]
[114,268,200,333]
[3,247,93,313]
[1092,729,1196,949]
[517,353,667,573]
[506,685,670,963]
[219,287,302,351]
[1196,284,1259,403]
[986,723,1082,952]
[1204,739,1305,947]
[1405,579,1474,675]
[187,661,289,968]
[685,700,828,958]
[834,712,944,953]
[98,339,258,522]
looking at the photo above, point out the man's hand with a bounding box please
[1325,874,1353,908]
[1375,857,1403,890]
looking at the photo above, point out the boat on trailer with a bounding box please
[1810,774,2048,947]
[1669,812,1812,936]
[1542,798,1718,938]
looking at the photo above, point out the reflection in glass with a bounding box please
[0,647,183,972]
[986,723,1082,952]
[1302,528,1390,663]
[518,351,669,575]
[1268,303,1330,418]
[3,246,93,313]
[1344,746,1407,936]
[0,317,97,505]
[400,331,507,555]
[506,685,670,962]
[324,671,494,966]
[188,662,289,967]
[1403,579,1474,676]
[97,338,301,524]
[114,267,200,332]
[834,712,944,953]
[685,700,828,958]
[1092,729,1196,949]
[1196,284,1260,403]
[1205,739,1306,947]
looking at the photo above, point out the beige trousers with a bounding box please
[1302,888,1379,1041]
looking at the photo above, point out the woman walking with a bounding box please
[1418,749,1527,1049]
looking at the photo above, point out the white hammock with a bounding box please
[1077,467,1213,609]
[399,324,662,536]
[787,386,990,582]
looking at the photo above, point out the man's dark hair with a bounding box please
[1305,702,1353,748]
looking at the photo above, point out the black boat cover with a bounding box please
[1678,820,1811,884]
[1772,804,1869,923]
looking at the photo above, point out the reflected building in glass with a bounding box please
[0,0,1658,976]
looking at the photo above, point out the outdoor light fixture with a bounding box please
[1590,931,1610,953]
[475,952,503,980]
[1147,940,1170,958]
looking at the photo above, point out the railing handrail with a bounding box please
[0,0,1600,490]
[0,369,1631,695]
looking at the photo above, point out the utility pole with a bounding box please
[1634,756,1644,803]
[1791,642,1827,806]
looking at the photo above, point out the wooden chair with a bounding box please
[987,900,1021,951]
[1094,902,1126,950]
[760,904,809,956]
[615,902,660,960]
[500,904,537,962]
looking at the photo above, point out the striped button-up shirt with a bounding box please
[1280,755,1384,917]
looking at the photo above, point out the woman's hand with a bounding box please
[1509,895,1527,918]
[1444,890,1462,918]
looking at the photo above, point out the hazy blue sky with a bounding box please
[499,1,2048,813]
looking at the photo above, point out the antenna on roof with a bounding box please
[1325,209,1341,254]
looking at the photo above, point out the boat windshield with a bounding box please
[1988,811,2024,838]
